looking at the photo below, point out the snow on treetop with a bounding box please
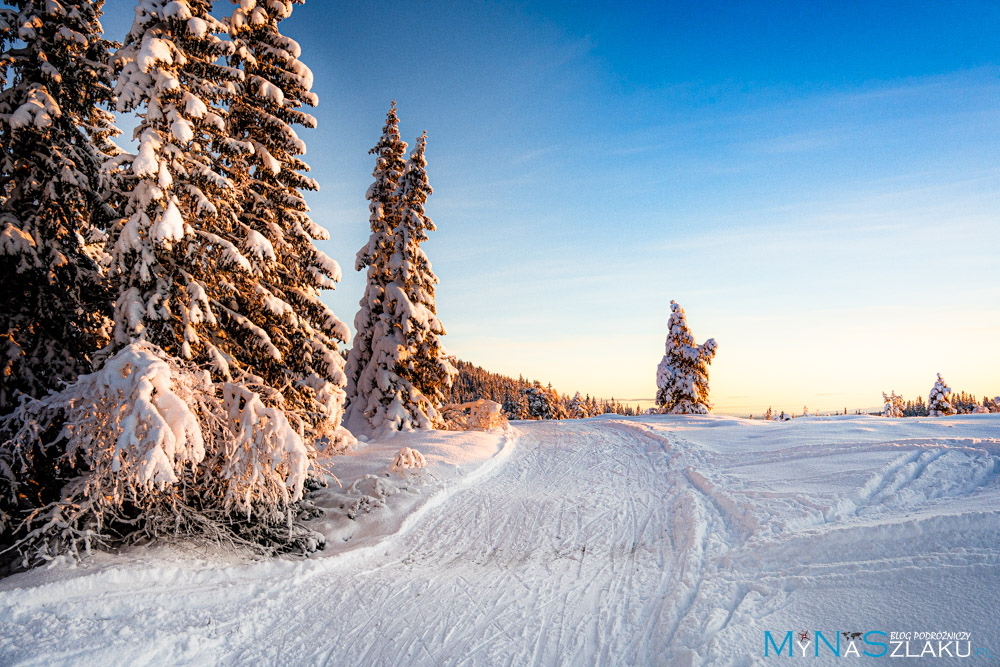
[170,114,194,143]
[313,250,343,282]
[132,129,162,176]
[56,25,87,46]
[183,91,207,118]
[255,77,285,106]
[187,16,208,38]
[0,220,38,255]
[17,15,42,40]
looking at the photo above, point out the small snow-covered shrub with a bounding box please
[468,399,506,430]
[220,383,310,514]
[0,343,328,572]
[390,447,427,472]
[882,391,905,418]
[440,399,507,431]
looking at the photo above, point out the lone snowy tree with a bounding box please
[346,106,455,435]
[226,0,351,439]
[655,300,718,414]
[0,0,118,413]
[928,373,955,417]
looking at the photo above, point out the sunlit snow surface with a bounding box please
[1,415,998,665]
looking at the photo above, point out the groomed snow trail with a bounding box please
[1,415,998,665]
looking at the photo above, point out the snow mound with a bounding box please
[390,447,427,471]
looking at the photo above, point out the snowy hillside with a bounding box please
[1,415,998,665]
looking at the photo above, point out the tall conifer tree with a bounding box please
[388,131,456,413]
[0,0,117,413]
[109,0,264,375]
[346,107,455,435]
[226,0,351,437]
[107,0,329,513]
[344,102,406,432]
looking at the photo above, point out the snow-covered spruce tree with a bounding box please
[345,102,407,432]
[655,300,718,414]
[346,107,456,435]
[928,373,955,417]
[568,392,590,418]
[225,0,351,443]
[0,0,117,414]
[383,132,455,414]
[108,0,250,369]
[882,391,904,418]
[0,0,328,570]
[519,381,566,420]
[106,0,328,549]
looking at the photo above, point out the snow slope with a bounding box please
[1,415,998,665]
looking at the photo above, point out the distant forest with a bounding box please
[898,392,998,417]
[450,361,1000,422]
[449,360,642,420]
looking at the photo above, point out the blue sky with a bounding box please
[101,0,1000,414]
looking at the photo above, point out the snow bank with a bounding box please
[0,427,514,665]
[308,428,514,558]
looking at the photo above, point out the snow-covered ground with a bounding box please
[1,414,998,665]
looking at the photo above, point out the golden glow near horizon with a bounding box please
[447,293,1000,417]
[452,328,1000,417]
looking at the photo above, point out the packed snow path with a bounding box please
[1,415,999,665]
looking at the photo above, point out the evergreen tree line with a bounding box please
[883,373,1000,418]
[0,0,454,570]
[449,360,643,420]
[892,392,999,417]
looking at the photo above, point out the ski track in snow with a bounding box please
[1,415,999,665]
